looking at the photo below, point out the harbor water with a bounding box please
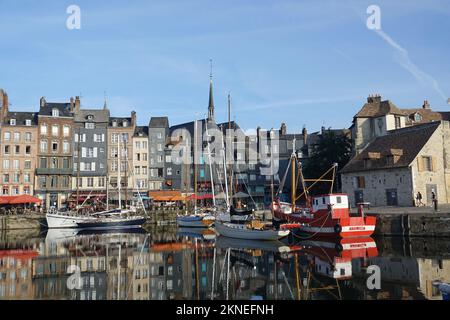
[0,227,448,300]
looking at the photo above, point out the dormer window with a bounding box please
[25,119,31,126]
[87,115,94,120]
[123,120,128,127]
[112,120,117,127]
[10,119,16,126]
[52,109,59,117]
[414,113,422,122]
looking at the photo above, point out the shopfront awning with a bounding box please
[0,195,42,205]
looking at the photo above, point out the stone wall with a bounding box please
[341,167,413,207]
[411,123,450,205]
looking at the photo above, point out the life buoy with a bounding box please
[335,243,343,252]
[334,224,342,234]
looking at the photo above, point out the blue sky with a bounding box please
[1,0,449,132]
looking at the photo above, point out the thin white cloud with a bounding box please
[374,29,447,101]
[237,95,360,112]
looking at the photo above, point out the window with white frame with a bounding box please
[52,125,59,136]
[63,125,70,136]
[40,124,47,135]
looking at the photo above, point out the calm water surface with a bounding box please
[0,227,449,300]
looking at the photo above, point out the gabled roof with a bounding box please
[74,109,110,123]
[169,119,240,137]
[39,102,74,117]
[3,111,38,126]
[402,108,450,125]
[355,99,404,118]
[340,121,441,173]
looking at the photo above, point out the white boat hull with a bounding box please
[215,221,290,241]
[176,215,215,228]
[46,213,95,229]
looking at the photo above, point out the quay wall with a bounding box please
[373,213,450,237]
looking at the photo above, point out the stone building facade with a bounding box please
[0,90,38,196]
[350,94,450,155]
[341,121,450,207]
[107,112,136,206]
[132,126,149,194]
[35,97,75,209]
[72,104,109,201]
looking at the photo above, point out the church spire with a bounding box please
[207,59,215,122]
[103,91,108,110]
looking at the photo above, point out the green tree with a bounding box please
[303,130,352,194]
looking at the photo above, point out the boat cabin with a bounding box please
[311,194,350,218]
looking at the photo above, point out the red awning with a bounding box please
[188,194,214,200]
[0,195,42,205]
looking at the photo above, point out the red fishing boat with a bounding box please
[272,139,376,238]
[299,237,378,280]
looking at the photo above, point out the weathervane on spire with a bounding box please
[207,59,215,122]
[210,58,213,80]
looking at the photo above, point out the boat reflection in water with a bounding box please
[0,229,448,300]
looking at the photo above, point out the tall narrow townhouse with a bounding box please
[72,102,110,204]
[148,117,169,191]
[132,126,149,195]
[107,112,136,207]
[35,97,75,209]
[0,90,38,196]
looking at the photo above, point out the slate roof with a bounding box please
[340,121,441,173]
[169,119,240,137]
[74,109,110,123]
[39,103,74,117]
[134,126,149,137]
[3,111,38,126]
[149,117,169,128]
[109,117,132,127]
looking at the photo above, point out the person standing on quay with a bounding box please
[416,192,423,207]
[431,190,438,212]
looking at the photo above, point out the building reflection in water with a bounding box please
[0,228,449,300]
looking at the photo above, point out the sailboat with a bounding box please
[177,119,216,228]
[46,136,146,229]
[214,96,290,241]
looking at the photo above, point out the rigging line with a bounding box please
[276,158,291,196]
[291,210,332,240]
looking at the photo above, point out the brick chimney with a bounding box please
[0,89,8,122]
[131,111,136,125]
[367,94,382,103]
[74,96,81,113]
[70,97,75,112]
[422,99,430,109]
[280,122,286,135]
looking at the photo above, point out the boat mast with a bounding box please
[221,129,230,209]
[291,138,296,213]
[76,127,81,212]
[194,120,198,212]
[228,94,233,207]
[205,119,216,207]
[117,137,122,209]
[124,136,128,209]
